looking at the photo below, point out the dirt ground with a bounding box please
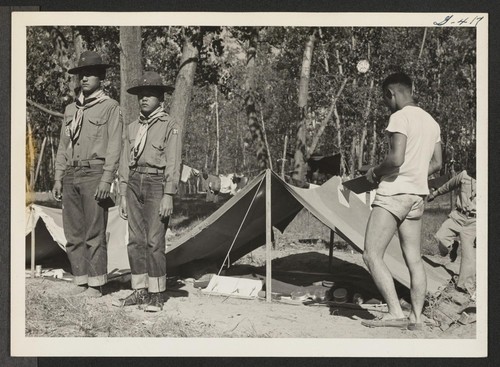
[25,244,476,339]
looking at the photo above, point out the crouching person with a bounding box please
[113,71,182,312]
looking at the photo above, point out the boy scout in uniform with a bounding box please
[428,156,476,292]
[114,71,182,312]
[52,50,123,297]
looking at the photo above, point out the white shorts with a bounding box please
[372,193,425,221]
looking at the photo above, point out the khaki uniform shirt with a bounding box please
[55,98,123,183]
[119,113,182,195]
[435,170,476,213]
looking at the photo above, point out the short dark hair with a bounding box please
[382,72,413,91]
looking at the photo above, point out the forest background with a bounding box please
[25,25,477,192]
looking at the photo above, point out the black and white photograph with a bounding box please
[11,11,487,357]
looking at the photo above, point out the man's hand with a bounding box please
[427,190,437,202]
[119,196,128,220]
[159,194,174,220]
[365,167,379,184]
[52,181,63,201]
[95,181,111,201]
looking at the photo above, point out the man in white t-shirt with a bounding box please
[361,72,442,330]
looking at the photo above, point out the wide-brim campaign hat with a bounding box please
[68,50,114,75]
[127,71,175,95]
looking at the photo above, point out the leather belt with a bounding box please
[131,166,165,175]
[456,207,476,218]
[71,159,104,167]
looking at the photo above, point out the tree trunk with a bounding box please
[236,113,246,170]
[260,109,273,170]
[70,30,83,98]
[214,85,220,175]
[317,28,329,73]
[350,136,358,178]
[119,26,142,125]
[309,77,348,154]
[281,134,288,179]
[205,105,212,171]
[50,135,55,176]
[244,27,268,170]
[27,121,36,195]
[335,49,343,75]
[333,103,345,174]
[292,28,316,185]
[170,32,199,138]
[369,119,377,165]
[418,28,428,60]
[34,136,47,187]
[357,78,374,168]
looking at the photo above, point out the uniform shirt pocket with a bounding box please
[87,117,107,140]
[151,143,165,165]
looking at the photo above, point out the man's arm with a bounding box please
[428,141,442,176]
[371,132,407,179]
[162,119,182,195]
[52,111,70,200]
[54,112,70,182]
[159,119,182,219]
[118,122,130,219]
[95,103,123,200]
[101,103,123,184]
[429,171,463,199]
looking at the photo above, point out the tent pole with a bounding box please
[265,169,272,302]
[329,229,334,273]
[31,205,36,279]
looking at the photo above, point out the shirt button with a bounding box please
[76,143,80,146]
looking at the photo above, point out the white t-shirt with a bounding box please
[377,106,441,196]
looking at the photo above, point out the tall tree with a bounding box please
[292,28,316,185]
[244,27,268,171]
[169,29,200,137]
[119,26,142,125]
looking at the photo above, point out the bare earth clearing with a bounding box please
[25,244,475,339]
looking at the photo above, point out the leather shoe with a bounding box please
[112,288,149,307]
[144,292,164,312]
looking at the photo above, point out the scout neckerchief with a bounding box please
[130,106,167,166]
[70,88,109,147]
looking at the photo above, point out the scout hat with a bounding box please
[68,50,114,75]
[127,71,175,95]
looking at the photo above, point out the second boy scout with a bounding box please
[114,71,182,312]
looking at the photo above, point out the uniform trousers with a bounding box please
[62,165,108,286]
[435,209,476,289]
[126,170,168,293]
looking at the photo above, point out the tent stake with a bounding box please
[31,205,36,279]
[265,169,272,302]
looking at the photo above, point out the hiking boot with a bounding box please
[144,292,163,312]
[449,241,459,262]
[112,288,149,307]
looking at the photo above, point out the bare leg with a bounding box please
[363,206,405,319]
[398,217,426,324]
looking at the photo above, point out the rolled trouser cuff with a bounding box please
[131,273,149,289]
[74,274,88,286]
[148,275,166,293]
[88,274,107,287]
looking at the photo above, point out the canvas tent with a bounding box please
[26,205,130,274]
[25,170,452,293]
